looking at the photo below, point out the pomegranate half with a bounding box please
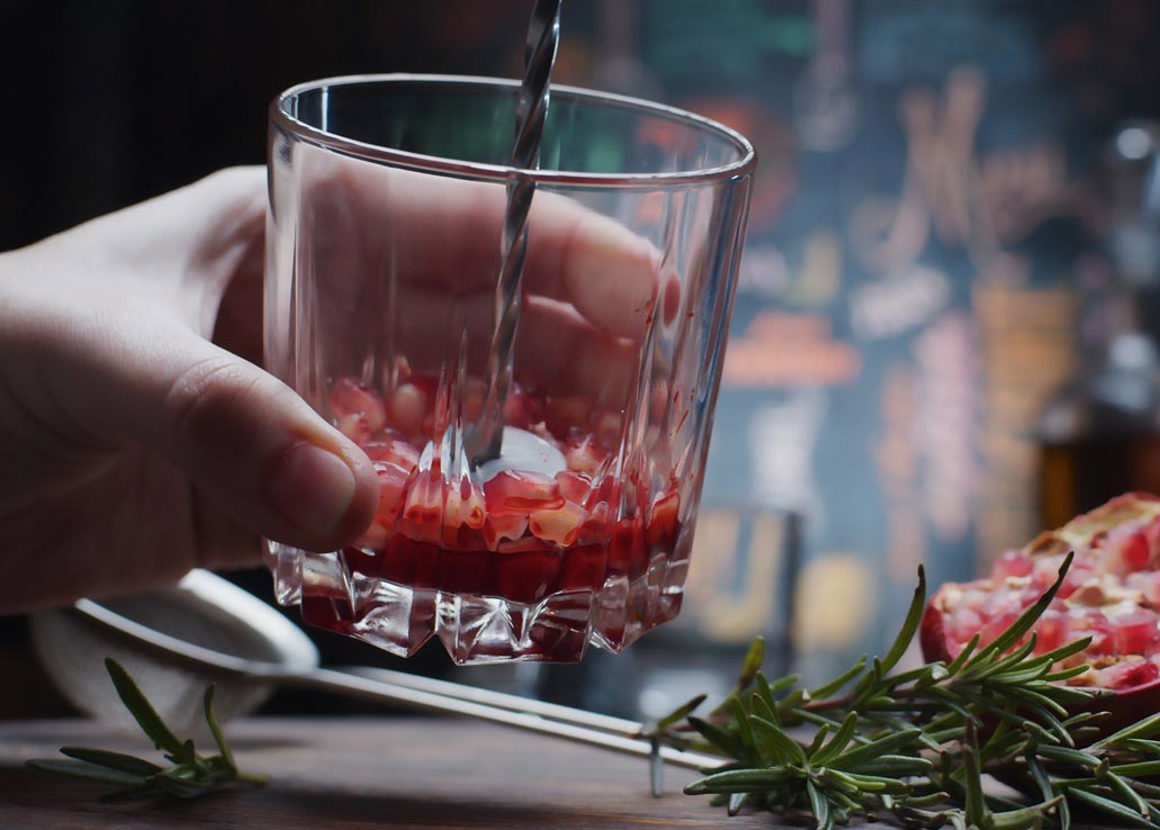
[921,493,1160,727]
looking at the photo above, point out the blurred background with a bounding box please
[3,0,1160,721]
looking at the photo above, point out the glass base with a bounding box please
[266,541,687,664]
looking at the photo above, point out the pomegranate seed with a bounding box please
[1071,611,1115,656]
[531,421,555,443]
[336,412,375,445]
[1112,611,1160,655]
[483,470,563,515]
[529,501,589,547]
[403,472,447,544]
[649,380,670,423]
[1127,571,1160,607]
[577,501,612,544]
[391,355,413,381]
[959,588,990,614]
[429,384,452,436]
[545,396,592,437]
[363,439,421,471]
[355,522,390,551]
[978,611,1021,651]
[372,460,412,529]
[484,513,530,550]
[403,470,444,527]
[594,410,623,446]
[948,608,983,646]
[1105,527,1151,575]
[1056,561,1095,599]
[647,491,680,550]
[387,383,428,435]
[407,373,439,398]
[1031,610,1067,654]
[331,378,386,432]
[983,586,1036,618]
[1030,554,1068,590]
[565,435,607,475]
[398,517,441,546]
[1143,515,1160,561]
[554,471,592,505]
[463,378,488,422]
[445,478,486,530]
[990,549,1033,580]
[587,471,618,505]
[1091,660,1160,690]
[503,382,540,429]
[609,517,648,578]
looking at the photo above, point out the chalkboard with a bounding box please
[592,0,1160,679]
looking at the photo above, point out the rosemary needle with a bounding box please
[28,658,264,801]
[655,557,1160,830]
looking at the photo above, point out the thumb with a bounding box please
[68,320,378,554]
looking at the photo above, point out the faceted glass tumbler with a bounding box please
[264,75,755,664]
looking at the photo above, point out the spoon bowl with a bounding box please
[29,570,318,736]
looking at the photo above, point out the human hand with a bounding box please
[277,154,660,410]
[0,165,658,612]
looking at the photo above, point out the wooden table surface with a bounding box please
[0,716,778,829]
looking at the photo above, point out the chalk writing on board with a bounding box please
[750,389,827,526]
[915,313,979,542]
[723,312,861,388]
[849,264,952,341]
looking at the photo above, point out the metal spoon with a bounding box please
[29,569,719,789]
[466,0,562,468]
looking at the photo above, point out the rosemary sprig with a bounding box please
[653,554,1160,829]
[28,658,265,801]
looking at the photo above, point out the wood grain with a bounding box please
[0,717,777,829]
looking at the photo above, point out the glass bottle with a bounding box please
[1038,122,1160,527]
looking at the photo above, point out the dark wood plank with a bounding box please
[0,717,777,829]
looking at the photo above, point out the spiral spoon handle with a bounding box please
[468,0,562,467]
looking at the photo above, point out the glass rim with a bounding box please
[271,73,757,187]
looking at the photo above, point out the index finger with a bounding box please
[523,191,661,340]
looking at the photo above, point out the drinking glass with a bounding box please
[265,74,755,664]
